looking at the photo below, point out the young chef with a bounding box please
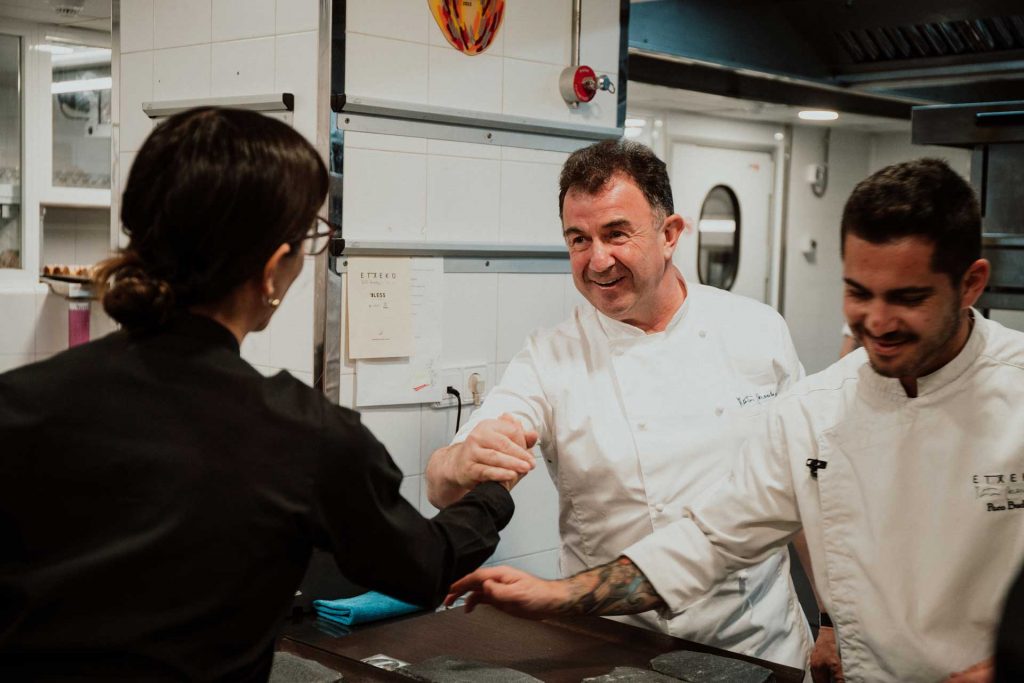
[447,158,1024,683]
[427,140,812,669]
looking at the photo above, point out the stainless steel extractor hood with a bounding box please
[628,0,1024,115]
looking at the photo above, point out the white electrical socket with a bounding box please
[431,364,491,408]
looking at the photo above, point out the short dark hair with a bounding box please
[558,140,674,219]
[97,107,328,328]
[841,158,980,283]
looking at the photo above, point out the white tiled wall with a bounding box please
[338,1,621,577]
[342,131,569,246]
[118,0,321,381]
[0,285,118,371]
[345,0,620,129]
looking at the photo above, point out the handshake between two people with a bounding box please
[426,413,540,508]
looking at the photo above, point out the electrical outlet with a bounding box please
[462,365,488,406]
[433,368,463,408]
[431,365,491,408]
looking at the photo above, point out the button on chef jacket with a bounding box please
[455,282,812,669]
[625,314,1024,682]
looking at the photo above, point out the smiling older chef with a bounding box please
[447,158,1024,683]
[427,140,812,669]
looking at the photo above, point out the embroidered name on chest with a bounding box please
[735,388,777,407]
[973,472,1024,512]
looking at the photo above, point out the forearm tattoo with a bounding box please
[562,556,665,616]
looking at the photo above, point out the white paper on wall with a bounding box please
[354,257,444,407]
[347,257,413,359]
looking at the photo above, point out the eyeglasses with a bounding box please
[297,216,340,256]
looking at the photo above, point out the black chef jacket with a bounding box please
[0,313,514,681]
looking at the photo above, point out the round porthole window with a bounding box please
[697,185,740,290]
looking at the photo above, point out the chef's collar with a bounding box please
[164,311,241,354]
[595,276,692,340]
[860,308,986,400]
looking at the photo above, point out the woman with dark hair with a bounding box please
[0,108,519,681]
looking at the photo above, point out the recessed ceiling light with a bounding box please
[799,110,839,121]
[624,117,647,127]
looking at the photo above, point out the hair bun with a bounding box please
[101,266,176,328]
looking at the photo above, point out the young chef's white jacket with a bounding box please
[455,282,812,669]
[625,314,1024,682]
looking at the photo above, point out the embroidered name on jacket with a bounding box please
[974,472,1024,512]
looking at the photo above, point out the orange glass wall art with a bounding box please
[428,0,505,56]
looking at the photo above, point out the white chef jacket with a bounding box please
[625,313,1024,682]
[454,282,812,669]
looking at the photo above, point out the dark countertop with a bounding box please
[277,606,804,682]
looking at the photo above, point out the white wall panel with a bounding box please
[275,0,318,34]
[153,45,212,100]
[345,34,428,105]
[266,255,315,373]
[35,292,68,355]
[348,0,430,44]
[489,462,560,562]
[41,231,76,266]
[496,274,567,362]
[346,131,427,154]
[440,273,499,366]
[211,37,276,97]
[426,139,500,160]
[274,31,318,142]
[120,0,154,53]
[784,126,869,373]
[502,58,571,123]
[0,291,39,355]
[500,146,570,165]
[212,0,276,42]
[502,0,571,65]
[427,47,502,114]
[118,51,153,154]
[499,160,562,244]
[491,548,561,579]
[342,148,427,240]
[580,0,621,75]
[425,155,500,242]
[153,0,212,49]
[360,405,423,476]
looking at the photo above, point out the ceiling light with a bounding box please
[51,77,112,94]
[799,110,839,121]
[625,117,647,128]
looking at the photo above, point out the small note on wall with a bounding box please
[347,257,413,359]
[353,258,445,407]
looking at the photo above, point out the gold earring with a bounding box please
[267,296,281,308]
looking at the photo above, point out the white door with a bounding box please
[669,143,774,303]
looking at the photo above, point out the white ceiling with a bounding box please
[629,81,911,133]
[0,0,110,33]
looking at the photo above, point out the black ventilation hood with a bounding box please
[629,0,1024,118]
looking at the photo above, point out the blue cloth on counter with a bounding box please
[312,591,421,627]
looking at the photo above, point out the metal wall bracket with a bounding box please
[336,241,571,275]
[142,93,294,119]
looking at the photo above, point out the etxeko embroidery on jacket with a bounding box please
[974,472,1024,512]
